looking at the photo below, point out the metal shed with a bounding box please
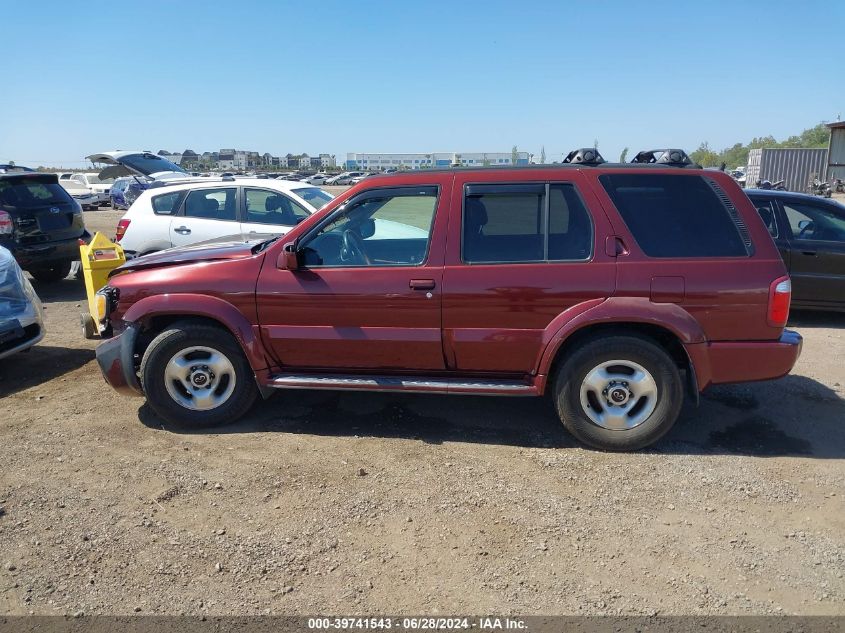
[745,148,828,192]
[826,121,845,182]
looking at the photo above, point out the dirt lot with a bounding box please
[0,205,844,617]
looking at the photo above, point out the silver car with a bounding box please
[0,246,46,359]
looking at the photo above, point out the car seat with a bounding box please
[463,197,489,261]
[264,195,299,225]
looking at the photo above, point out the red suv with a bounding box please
[95,153,802,450]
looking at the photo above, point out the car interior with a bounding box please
[301,195,432,267]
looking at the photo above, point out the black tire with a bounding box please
[140,321,258,427]
[29,260,73,283]
[554,335,683,451]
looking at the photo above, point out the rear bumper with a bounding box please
[687,329,803,389]
[6,235,87,269]
[95,323,143,396]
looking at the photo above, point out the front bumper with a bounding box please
[0,314,45,360]
[690,329,803,388]
[95,323,143,396]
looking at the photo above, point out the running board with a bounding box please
[266,373,538,396]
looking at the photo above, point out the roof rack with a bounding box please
[562,148,605,166]
[631,149,697,167]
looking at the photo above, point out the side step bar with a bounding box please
[266,373,538,396]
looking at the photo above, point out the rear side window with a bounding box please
[600,174,749,257]
[151,191,182,215]
[462,183,592,263]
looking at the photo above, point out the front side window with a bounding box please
[600,174,748,258]
[782,201,845,242]
[183,187,237,221]
[300,186,438,267]
[462,183,592,264]
[245,188,309,226]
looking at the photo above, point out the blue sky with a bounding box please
[2,0,843,167]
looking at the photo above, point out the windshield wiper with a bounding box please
[251,236,282,254]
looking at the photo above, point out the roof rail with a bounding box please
[562,148,605,166]
[631,149,696,167]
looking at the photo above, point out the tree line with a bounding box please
[689,123,831,169]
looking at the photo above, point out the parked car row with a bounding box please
[4,150,844,452]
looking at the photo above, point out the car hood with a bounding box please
[111,237,266,275]
[86,151,189,182]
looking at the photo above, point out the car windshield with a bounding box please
[0,177,73,208]
[120,153,186,176]
[292,187,333,210]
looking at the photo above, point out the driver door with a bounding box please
[256,185,448,371]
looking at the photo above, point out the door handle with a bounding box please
[174,226,191,235]
[801,251,818,257]
[409,279,436,290]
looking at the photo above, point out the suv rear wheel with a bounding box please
[140,322,258,427]
[29,260,72,283]
[554,335,683,451]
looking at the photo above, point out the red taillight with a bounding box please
[115,219,131,242]
[0,210,12,235]
[767,276,791,328]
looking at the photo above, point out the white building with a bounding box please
[320,153,336,168]
[345,151,530,170]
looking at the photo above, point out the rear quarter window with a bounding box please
[600,174,749,258]
[151,191,182,215]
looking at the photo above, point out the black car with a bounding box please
[0,172,89,282]
[747,189,845,311]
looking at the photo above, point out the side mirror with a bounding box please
[277,243,299,270]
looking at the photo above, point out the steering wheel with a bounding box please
[340,229,371,265]
[798,222,815,239]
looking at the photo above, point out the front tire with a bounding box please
[30,260,72,283]
[554,335,683,451]
[140,322,258,427]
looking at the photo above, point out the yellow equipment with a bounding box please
[79,232,125,338]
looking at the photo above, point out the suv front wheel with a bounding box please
[140,322,258,427]
[554,335,683,451]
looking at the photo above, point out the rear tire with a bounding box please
[140,322,258,427]
[30,260,72,283]
[554,335,683,451]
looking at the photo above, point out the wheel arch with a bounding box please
[122,294,270,372]
[537,297,706,401]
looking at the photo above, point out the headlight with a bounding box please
[94,286,119,324]
[95,292,108,322]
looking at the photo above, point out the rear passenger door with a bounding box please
[442,174,615,374]
[240,187,310,240]
[169,186,240,248]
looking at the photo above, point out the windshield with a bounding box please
[292,187,333,210]
[120,153,186,176]
[0,177,73,208]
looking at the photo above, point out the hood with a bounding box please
[111,236,265,276]
[86,151,188,181]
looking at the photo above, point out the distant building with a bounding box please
[345,151,530,170]
[826,121,845,182]
[320,154,336,168]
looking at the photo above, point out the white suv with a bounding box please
[115,178,334,256]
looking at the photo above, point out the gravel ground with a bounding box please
[0,204,843,616]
